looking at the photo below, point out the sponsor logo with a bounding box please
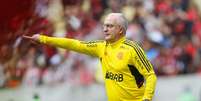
[86,44,97,47]
[105,71,123,82]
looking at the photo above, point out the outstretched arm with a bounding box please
[23,34,104,57]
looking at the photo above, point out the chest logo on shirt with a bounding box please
[104,51,107,55]
[117,52,123,60]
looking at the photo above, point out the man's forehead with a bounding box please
[104,15,117,24]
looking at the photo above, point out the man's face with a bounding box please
[103,15,121,42]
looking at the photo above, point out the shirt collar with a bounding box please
[108,36,126,47]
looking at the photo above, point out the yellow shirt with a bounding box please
[39,35,157,101]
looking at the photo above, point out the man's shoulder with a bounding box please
[122,39,142,49]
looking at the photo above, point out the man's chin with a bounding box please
[105,37,111,41]
[105,38,114,43]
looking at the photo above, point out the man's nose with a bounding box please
[103,27,108,32]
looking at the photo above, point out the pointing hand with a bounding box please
[23,34,40,44]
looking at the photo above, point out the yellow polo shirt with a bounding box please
[39,35,157,101]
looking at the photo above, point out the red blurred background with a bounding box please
[0,0,34,46]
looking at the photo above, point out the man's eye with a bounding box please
[103,24,114,28]
[108,24,114,27]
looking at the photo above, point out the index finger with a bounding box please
[22,35,32,39]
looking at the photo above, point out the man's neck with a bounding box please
[107,35,125,44]
[106,35,125,44]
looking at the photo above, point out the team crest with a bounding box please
[104,51,107,55]
[117,52,123,60]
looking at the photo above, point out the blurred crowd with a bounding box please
[0,0,201,88]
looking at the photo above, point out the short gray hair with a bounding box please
[107,13,128,33]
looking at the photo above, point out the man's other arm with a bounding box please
[131,43,157,101]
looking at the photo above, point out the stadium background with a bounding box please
[0,0,201,101]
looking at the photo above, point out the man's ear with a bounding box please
[120,28,123,34]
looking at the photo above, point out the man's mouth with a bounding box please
[104,33,110,36]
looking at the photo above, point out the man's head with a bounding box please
[103,13,128,43]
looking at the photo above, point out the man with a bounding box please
[23,13,157,101]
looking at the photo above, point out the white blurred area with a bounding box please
[0,74,200,101]
[1,0,201,101]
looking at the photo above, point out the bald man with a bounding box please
[23,13,157,101]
